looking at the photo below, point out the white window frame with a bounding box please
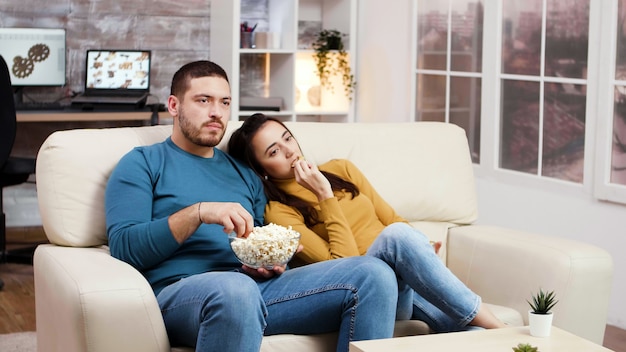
[593,0,626,204]
[475,0,612,203]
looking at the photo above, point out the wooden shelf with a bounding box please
[210,0,357,122]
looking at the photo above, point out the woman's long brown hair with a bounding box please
[228,113,359,227]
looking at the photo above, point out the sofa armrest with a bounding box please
[447,225,613,345]
[34,244,170,352]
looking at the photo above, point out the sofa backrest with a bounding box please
[36,121,477,247]
[36,124,173,247]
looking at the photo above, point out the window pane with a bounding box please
[616,0,626,77]
[417,0,449,70]
[612,88,626,185]
[450,76,481,162]
[450,1,483,72]
[614,3,626,186]
[541,82,586,182]
[500,79,540,173]
[416,74,446,122]
[502,0,542,76]
[544,0,589,79]
[416,1,483,163]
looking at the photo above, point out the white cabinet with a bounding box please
[210,0,357,122]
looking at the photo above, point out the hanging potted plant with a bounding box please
[527,288,558,337]
[312,29,356,100]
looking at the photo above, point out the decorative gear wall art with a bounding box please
[11,43,50,78]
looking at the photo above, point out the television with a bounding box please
[0,27,66,87]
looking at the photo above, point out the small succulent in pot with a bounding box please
[512,342,539,352]
[527,288,558,314]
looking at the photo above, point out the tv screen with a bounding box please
[0,27,66,86]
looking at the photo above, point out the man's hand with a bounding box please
[170,202,255,244]
[199,202,254,238]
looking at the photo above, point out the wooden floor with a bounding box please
[605,325,626,352]
[1,228,625,351]
[0,262,37,333]
[0,226,46,333]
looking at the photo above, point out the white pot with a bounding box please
[528,310,554,337]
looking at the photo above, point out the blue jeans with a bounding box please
[156,256,397,352]
[366,222,481,332]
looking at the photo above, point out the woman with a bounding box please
[228,113,505,332]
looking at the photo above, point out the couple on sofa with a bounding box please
[105,60,504,352]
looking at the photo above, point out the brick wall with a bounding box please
[2,0,271,158]
[1,0,211,104]
[1,0,211,156]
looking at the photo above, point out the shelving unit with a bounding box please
[209,0,357,122]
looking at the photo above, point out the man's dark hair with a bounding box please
[170,60,229,98]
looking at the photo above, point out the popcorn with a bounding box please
[229,223,300,269]
[291,155,305,168]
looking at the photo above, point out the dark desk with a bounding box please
[16,107,169,124]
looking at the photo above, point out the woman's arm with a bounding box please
[341,160,407,225]
[265,198,360,263]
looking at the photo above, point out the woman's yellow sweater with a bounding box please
[265,159,406,266]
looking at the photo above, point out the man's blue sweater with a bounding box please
[105,137,267,295]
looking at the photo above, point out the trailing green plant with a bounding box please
[512,342,539,352]
[311,29,356,100]
[527,288,558,314]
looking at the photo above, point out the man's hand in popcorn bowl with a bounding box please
[196,201,254,239]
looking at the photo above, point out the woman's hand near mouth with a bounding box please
[292,159,333,201]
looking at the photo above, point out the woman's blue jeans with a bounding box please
[366,222,481,332]
[156,256,398,352]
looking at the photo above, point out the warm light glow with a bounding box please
[295,52,349,112]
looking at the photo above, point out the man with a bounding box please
[105,60,398,352]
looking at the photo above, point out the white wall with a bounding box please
[356,0,626,330]
[356,0,413,123]
[474,176,626,329]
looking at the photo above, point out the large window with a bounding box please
[414,1,626,203]
[415,0,484,162]
[500,0,589,183]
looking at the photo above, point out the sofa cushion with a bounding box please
[278,122,478,225]
[37,121,477,248]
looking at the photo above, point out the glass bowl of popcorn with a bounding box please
[228,223,301,269]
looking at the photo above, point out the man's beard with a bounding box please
[178,107,225,147]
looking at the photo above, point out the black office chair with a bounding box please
[1,55,37,290]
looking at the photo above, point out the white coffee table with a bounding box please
[349,326,613,352]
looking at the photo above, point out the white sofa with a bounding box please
[34,121,613,352]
